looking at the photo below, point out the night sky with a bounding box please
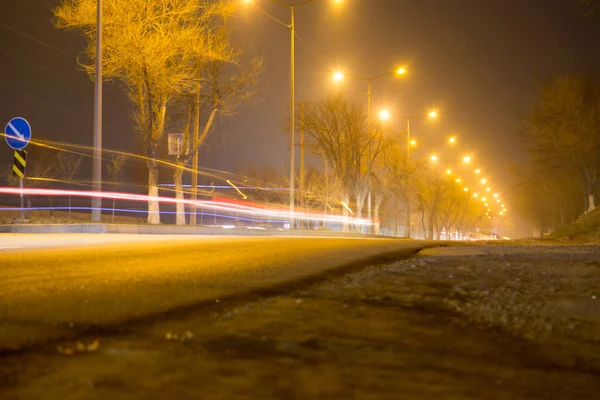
[2,0,600,195]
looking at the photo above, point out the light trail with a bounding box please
[0,187,373,226]
[0,206,288,224]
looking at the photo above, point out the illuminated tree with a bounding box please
[54,0,239,224]
[171,55,262,225]
[301,96,386,230]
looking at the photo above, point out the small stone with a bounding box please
[296,299,303,304]
[184,331,194,340]
[87,340,100,352]
[593,295,596,300]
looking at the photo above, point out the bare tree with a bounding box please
[106,153,128,223]
[302,96,386,230]
[54,0,239,224]
[172,55,262,225]
[521,76,600,212]
[56,151,83,220]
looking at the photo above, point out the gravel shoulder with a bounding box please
[1,244,599,399]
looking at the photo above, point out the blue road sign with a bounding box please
[5,117,32,150]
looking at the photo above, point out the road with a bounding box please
[0,234,427,351]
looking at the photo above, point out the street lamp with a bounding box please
[379,109,438,238]
[333,68,406,232]
[91,0,103,222]
[379,109,391,120]
[248,0,343,228]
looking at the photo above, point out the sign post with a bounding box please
[12,150,27,220]
[5,117,32,221]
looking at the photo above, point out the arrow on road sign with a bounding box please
[5,117,32,150]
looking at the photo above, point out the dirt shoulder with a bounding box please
[1,244,599,399]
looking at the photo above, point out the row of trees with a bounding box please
[53,0,260,224]
[242,95,489,237]
[516,76,600,234]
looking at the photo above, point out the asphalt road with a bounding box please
[0,234,427,351]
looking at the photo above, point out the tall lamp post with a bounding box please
[248,0,342,228]
[379,109,438,238]
[91,0,103,222]
[332,68,406,232]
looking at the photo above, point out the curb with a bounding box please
[0,224,393,239]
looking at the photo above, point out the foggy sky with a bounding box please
[2,0,600,195]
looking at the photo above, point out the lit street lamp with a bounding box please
[91,0,103,222]
[332,67,406,232]
[247,0,343,228]
[378,109,438,238]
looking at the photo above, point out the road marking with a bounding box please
[7,121,24,140]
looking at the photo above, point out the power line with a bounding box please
[0,48,91,86]
[1,23,77,59]
[0,82,93,122]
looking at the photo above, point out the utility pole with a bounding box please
[299,102,305,229]
[405,119,411,238]
[91,0,102,222]
[190,77,200,226]
[366,80,372,233]
[289,5,296,229]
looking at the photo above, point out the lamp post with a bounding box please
[379,109,438,238]
[332,68,406,232]
[91,0,103,222]
[250,0,339,228]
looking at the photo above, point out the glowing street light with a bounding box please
[463,155,471,163]
[464,187,469,192]
[430,154,438,162]
[475,169,481,174]
[251,0,347,228]
[410,139,416,146]
[429,110,438,118]
[493,193,499,198]
[473,193,479,198]
[446,169,452,175]
[480,178,487,184]
[448,136,456,144]
[486,187,491,192]
[456,178,461,183]
[332,70,344,82]
[379,109,390,120]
